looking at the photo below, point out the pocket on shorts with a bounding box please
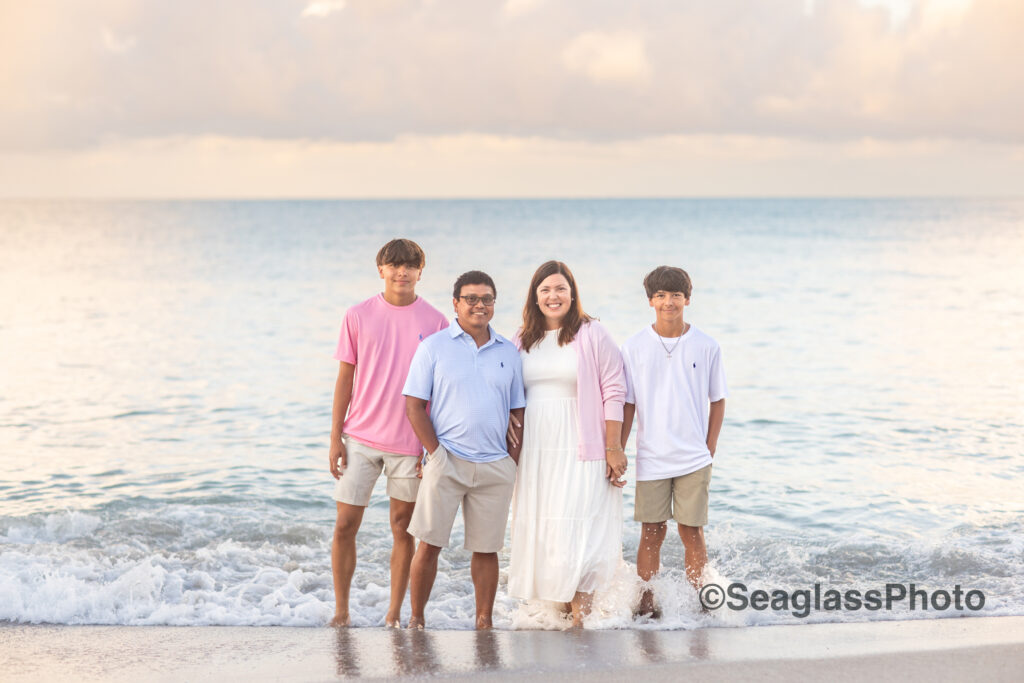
[424,443,447,467]
[501,454,517,481]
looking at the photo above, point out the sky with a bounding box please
[1,0,1022,198]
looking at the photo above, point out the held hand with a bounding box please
[605,447,627,479]
[329,440,347,480]
[606,447,627,487]
[605,463,627,488]
[506,413,522,448]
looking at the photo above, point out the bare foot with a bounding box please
[384,618,401,628]
[634,590,662,620]
[475,615,493,630]
[407,616,425,630]
[329,614,351,627]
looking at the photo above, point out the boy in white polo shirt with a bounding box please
[327,238,448,628]
[620,266,727,617]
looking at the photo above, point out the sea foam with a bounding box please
[2,506,1020,628]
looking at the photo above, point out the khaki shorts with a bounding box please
[634,464,712,527]
[332,435,421,506]
[407,444,517,553]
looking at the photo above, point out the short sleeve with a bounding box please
[621,345,636,404]
[708,345,728,402]
[333,310,358,364]
[402,342,435,401]
[509,353,526,410]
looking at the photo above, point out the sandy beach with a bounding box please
[2,616,1022,682]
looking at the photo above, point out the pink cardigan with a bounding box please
[514,320,626,461]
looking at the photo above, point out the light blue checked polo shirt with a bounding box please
[403,319,526,463]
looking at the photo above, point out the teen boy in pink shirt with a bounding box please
[328,239,448,628]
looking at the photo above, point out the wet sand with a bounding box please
[2,616,1022,682]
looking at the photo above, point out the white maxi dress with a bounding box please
[508,329,623,602]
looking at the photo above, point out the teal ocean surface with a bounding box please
[1,199,1022,628]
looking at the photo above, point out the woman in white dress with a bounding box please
[508,260,628,627]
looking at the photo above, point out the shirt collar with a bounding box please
[449,318,501,346]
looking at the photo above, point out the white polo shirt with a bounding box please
[621,324,728,481]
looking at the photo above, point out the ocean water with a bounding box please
[1,198,1022,629]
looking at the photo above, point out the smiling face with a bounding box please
[378,262,422,298]
[535,273,572,330]
[453,282,496,336]
[649,290,690,327]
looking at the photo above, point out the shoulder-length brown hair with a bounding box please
[520,261,593,352]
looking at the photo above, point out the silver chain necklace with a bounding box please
[654,324,687,358]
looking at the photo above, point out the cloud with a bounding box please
[101,28,137,54]
[855,0,914,25]
[3,133,1021,198]
[301,1,346,19]
[561,31,652,86]
[1,0,1022,151]
[502,0,545,19]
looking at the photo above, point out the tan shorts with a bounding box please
[332,435,421,506]
[407,444,517,553]
[634,464,712,527]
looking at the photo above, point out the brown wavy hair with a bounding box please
[376,238,425,268]
[520,261,592,352]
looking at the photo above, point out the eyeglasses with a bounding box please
[458,294,496,306]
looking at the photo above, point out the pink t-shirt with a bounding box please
[334,294,448,455]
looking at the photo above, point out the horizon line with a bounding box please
[3,194,1022,202]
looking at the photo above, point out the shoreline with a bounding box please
[2,616,1022,681]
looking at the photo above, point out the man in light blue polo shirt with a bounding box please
[403,270,526,630]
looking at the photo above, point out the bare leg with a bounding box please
[408,541,442,629]
[677,524,707,589]
[330,502,366,627]
[569,591,594,628]
[471,552,499,629]
[636,522,667,616]
[385,498,416,627]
